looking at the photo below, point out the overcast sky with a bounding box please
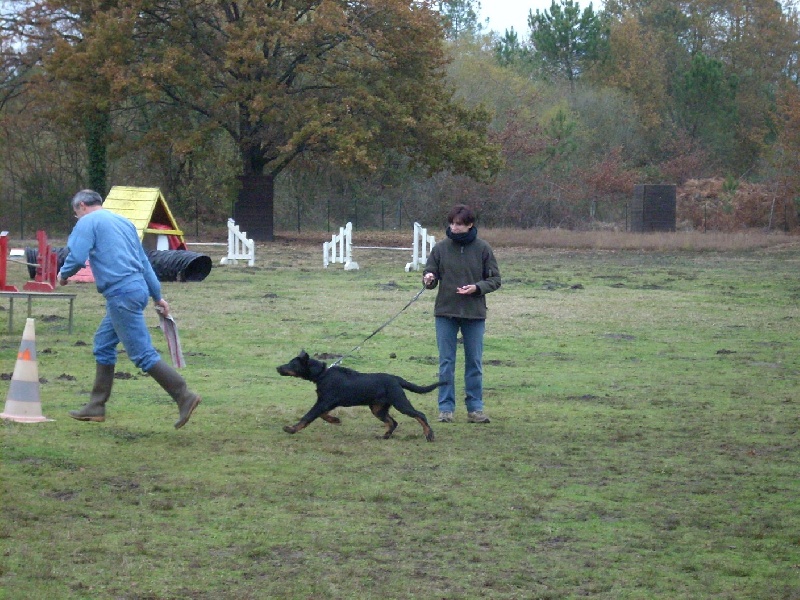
[478,0,541,35]
[479,0,604,36]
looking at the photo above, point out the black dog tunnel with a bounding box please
[25,247,212,283]
[145,250,212,282]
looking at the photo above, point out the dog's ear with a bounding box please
[299,350,309,361]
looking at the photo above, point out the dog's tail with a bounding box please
[398,378,446,394]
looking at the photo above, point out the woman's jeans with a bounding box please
[93,282,160,372]
[435,316,485,413]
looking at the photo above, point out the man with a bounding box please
[423,204,501,424]
[58,189,200,428]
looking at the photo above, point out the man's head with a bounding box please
[71,190,103,219]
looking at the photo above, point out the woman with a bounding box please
[423,204,501,423]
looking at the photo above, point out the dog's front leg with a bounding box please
[283,404,328,434]
[320,411,342,425]
[283,421,308,434]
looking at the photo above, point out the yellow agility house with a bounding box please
[103,186,187,251]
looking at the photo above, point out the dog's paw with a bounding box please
[283,425,298,434]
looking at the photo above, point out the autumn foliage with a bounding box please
[677,178,797,232]
[3,0,800,235]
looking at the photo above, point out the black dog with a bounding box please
[277,350,442,441]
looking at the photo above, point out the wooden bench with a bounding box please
[0,291,77,334]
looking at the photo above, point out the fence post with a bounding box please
[412,222,421,270]
[344,222,354,269]
[1,231,19,291]
[420,225,434,267]
[405,222,435,272]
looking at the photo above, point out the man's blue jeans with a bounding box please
[435,316,485,413]
[93,282,160,371]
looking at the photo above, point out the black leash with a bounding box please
[330,286,427,367]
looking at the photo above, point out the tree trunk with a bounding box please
[234,174,275,241]
[85,108,110,196]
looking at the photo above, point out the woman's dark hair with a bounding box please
[447,204,475,226]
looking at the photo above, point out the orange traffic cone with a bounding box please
[1,318,52,423]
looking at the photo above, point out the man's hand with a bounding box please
[58,276,68,287]
[154,298,171,318]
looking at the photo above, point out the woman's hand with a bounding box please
[457,284,477,295]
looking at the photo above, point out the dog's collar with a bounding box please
[309,365,330,383]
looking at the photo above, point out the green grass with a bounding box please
[2,237,800,599]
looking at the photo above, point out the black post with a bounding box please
[233,175,274,241]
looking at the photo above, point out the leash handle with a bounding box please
[331,286,426,367]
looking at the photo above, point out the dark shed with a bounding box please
[630,184,676,232]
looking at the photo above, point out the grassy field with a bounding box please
[1,230,799,599]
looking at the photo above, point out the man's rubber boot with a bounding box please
[69,363,115,422]
[147,360,201,429]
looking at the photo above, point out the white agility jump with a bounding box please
[323,221,435,271]
[323,222,358,270]
[219,218,255,266]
